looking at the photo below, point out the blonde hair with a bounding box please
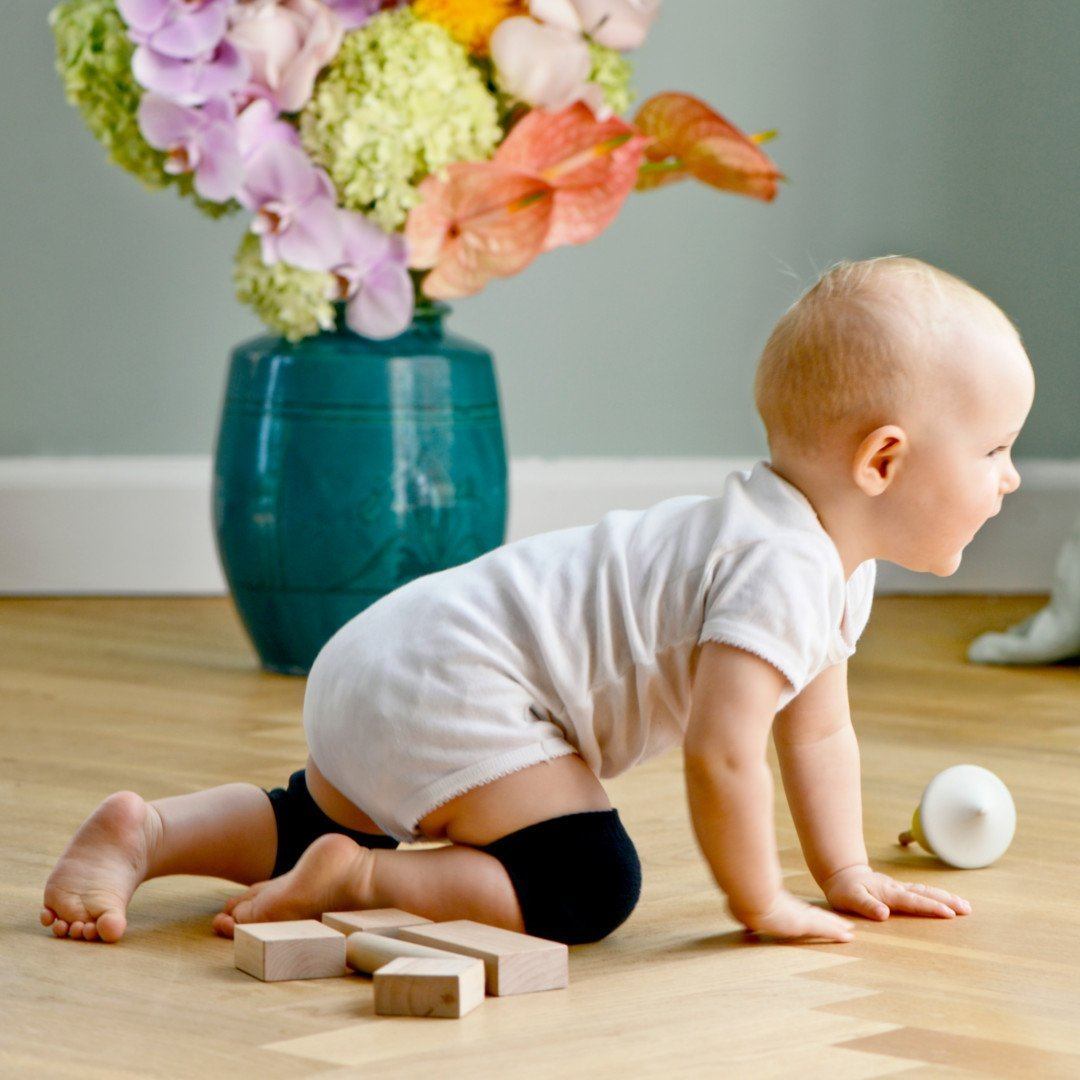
[753,255,1019,453]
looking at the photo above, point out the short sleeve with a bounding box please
[698,539,835,695]
[845,559,877,645]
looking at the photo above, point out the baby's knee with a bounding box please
[478,808,642,946]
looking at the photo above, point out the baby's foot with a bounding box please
[213,833,372,939]
[40,791,161,943]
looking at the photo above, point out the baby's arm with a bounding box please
[774,661,972,923]
[772,660,870,889]
[683,642,855,942]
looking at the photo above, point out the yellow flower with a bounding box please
[412,0,525,56]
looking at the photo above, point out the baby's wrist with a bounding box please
[819,862,872,890]
[725,889,783,925]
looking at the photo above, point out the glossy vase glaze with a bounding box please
[212,301,508,675]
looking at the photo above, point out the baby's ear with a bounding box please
[852,425,908,496]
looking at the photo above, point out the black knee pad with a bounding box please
[478,809,642,946]
[264,768,401,878]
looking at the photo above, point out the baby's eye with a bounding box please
[988,446,1007,457]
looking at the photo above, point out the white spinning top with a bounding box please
[898,764,1016,869]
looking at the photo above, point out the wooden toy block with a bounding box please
[373,956,485,1019]
[345,931,463,976]
[394,920,569,997]
[234,920,347,982]
[322,908,433,938]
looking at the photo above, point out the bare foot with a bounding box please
[41,791,162,943]
[213,834,372,939]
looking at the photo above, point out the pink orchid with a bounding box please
[330,212,414,339]
[322,0,386,31]
[226,0,344,115]
[633,92,783,201]
[118,0,231,59]
[489,16,608,119]
[405,104,649,298]
[530,0,661,51]
[236,98,303,163]
[240,142,342,271]
[137,94,243,201]
[132,37,250,106]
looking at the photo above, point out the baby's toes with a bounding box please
[82,921,99,942]
[40,907,56,927]
[68,920,86,939]
[220,884,263,916]
[212,911,236,939]
[44,889,90,933]
[51,918,70,938]
[229,898,256,927]
[94,908,127,943]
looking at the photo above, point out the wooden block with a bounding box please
[373,956,485,1019]
[344,931,463,976]
[322,908,433,938]
[234,920,346,982]
[395,921,568,997]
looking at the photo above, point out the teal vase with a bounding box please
[211,301,508,675]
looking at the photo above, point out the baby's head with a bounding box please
[753,255,1035,576]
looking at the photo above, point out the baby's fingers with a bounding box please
[825,883,888,921]
[798,906,855,943]
[852,885,890,921]
[900,882,972,915]
[889,883,960,918]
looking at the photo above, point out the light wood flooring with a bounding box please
[2,595,1078,1077]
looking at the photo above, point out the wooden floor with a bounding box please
[2,595,1079,1078]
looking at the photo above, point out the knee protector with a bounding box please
[478,808,642,946]
[264,768,401,878]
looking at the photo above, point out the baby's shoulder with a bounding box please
[708,528,838,574]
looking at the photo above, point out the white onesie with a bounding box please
[304,460,877,842]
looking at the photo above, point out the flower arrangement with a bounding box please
[50,0,782,342]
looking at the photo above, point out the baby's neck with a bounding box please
[765,460,875,581]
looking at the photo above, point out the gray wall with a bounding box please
[3,1,1077,458]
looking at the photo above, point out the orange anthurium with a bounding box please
[633,92,783,201]
[495,103,651,250]
[406,103,651,298]
[405,163,553,300]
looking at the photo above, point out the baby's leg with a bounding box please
[215,754,641,945]
[212,832,529,937]
[41,783,277,942]
[41,757,405,943]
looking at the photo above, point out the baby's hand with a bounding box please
[822,864,972,921]
[727,890,855,943]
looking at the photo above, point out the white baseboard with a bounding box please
[0,455,1076,595]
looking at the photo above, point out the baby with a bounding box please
[41,255,1034,947]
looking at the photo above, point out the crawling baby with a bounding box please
[41,255,1033,946]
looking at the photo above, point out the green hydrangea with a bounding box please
[299,8,501,231]
[50,0,166,186]
[233,233,336,342]
[588,43,635,117]
[48,0,238,219]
